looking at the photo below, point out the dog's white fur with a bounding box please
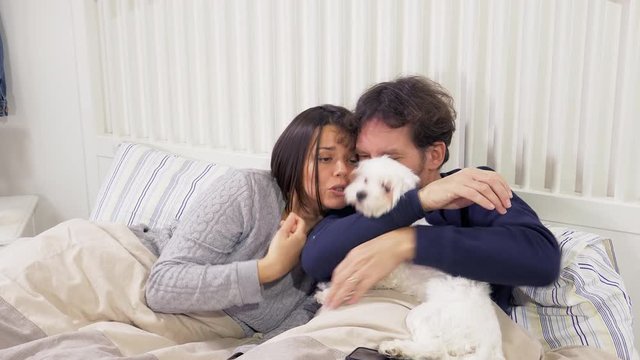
[321,156,505,360]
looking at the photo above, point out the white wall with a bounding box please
[0,0,90,232]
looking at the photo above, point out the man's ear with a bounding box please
[425,141,447,170]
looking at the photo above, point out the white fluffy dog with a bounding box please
[341,156,505,360]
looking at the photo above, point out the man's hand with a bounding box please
[325,227,415,309]
[419,168,513,214]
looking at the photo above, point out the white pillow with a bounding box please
[511,227,637,360]
[90,142,229,228]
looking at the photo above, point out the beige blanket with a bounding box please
[0,219,248,359]
[241,290,619,359]
[0,219,618,360]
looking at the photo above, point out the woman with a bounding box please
[143,105,358,340]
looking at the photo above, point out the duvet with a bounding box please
[0,219,618,360]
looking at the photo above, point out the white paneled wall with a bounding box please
[93,0,640,208]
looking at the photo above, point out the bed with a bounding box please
[0,142,636,360]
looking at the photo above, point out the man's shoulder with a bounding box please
[310,206,356,234]
[441,166,494,177]
[324,206,356,219]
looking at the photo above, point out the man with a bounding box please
[301,76,560,313]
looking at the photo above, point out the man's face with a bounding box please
[356,118,433,186]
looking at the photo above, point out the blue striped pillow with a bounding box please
[90,142,229,228]
[511,227,637,360]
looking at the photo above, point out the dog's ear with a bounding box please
[381,181,392,194]
[403,172,420,190]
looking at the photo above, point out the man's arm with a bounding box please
[416,194,560,285]
[302,167,515,281]
[324,192,560,309]
[301,193,424,281]
[413,166,559,285]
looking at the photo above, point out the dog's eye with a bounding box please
[382,183,391,193]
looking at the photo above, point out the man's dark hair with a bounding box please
[351,76,456,164]
[271,105,352,216]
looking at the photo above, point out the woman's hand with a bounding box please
[419,168,513,214]
[258,212,307,284]
[325,227,416,308]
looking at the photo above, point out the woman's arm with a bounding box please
[145,171,306,314]
[258,212,307,283]
[145,171,260,313]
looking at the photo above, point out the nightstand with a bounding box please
[0,195,38,246]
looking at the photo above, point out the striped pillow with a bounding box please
[511,227,637,360]
[90,142,229,228]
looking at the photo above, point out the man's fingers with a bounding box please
[465,181,507,214]
[494,178,513,208]
[325,263,351,307]
[330,272,366,308]
[346,275,376,305]
[457,186,496,212]
[501,177,513,199]
[331,257,352,285]
[472,170,513,208]
[327,281,351,309]
[482,175,512,210]
[326,259,363,308]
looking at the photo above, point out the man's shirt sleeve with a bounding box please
[301,190,425,281]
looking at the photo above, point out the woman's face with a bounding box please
[304,125,357,214]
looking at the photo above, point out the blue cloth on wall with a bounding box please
[0,35,7,117]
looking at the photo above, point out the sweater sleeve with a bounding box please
[145,171,263,313]
[301,190,425,281]
[414,193,561,286]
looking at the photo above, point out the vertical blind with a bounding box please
[95,0,640,204]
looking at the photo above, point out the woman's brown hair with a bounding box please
[271,105,352,216]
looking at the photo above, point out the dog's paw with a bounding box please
[378,340,407,358]
[446,345,475,357]
[314,287,329,305]
[379,339,429,359]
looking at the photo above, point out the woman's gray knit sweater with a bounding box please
[135,168,318,339]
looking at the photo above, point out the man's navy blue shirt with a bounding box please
[301,168,561,314]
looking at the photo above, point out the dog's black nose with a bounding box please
[356,191,367,202]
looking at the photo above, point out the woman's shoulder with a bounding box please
[219,168,283,206]
[214,168,274,188]
[193,168,259,204]
[196,168,283,217]
[240,168,276,183]
[230,168,279,193]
